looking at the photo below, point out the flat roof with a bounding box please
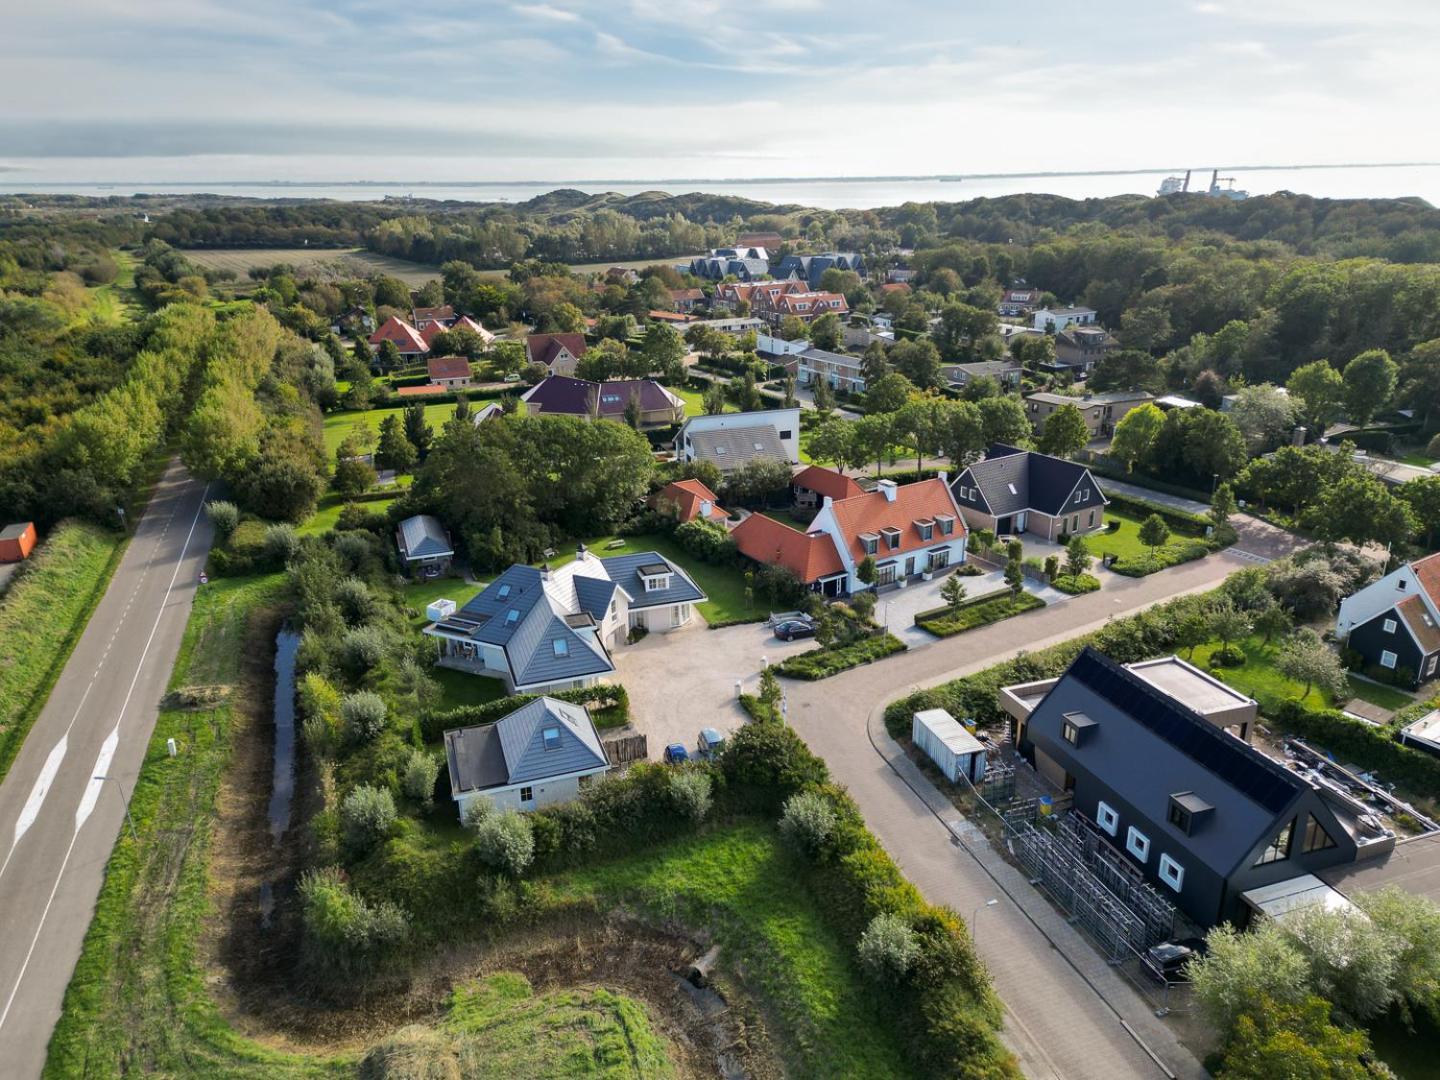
[1402,709,1440,751]
[1242,874,1357,923]
[914,708,985,756]
[1126,657,1255,716]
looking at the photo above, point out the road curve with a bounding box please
[0,458,213,1079]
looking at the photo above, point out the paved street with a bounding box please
[0,459,212,1079]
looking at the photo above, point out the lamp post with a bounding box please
[94,775,138,841]
[971,897,999,926]
[1211,472,1219,497]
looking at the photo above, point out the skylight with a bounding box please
[1007,483,1018,495]
[542,725,561,751]
[553,638,569,657]
[497,584,511,598]
[505,609,519,625]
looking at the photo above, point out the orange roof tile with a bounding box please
[427,355,472,381]
[827,479,965,564]
[1413,552,1440,611]
[396,384,448,396]
[732,514,844,582]
[369,316,428,353]
[657,479,727,523]
[1398,594,1440,654]
[793,465,864,503]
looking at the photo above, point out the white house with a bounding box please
[755,333,810,356]
[674,408,801,471]
[1032,306,1098,333]
[444,696,610,818]
[792,347,867,394]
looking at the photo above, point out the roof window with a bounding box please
[553,638,569,657]
[542,725,561,751]
[497,584,511,599]
[505,609,520,625]
[1007,483,1018,495]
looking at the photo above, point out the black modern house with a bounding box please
[1013,648,1372,927]
[948,444,1108,542]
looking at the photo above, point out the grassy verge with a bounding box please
[322,402,465,458]
[1192,636,1414,713]
[0,521,127,786]
[776,632,906,679]
[916,592,1045,637]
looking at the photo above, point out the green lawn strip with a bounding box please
[1190,635,1412,714]
[45,573,347,1078]
[776,633,907,679]
[296,491,404,536]
[400,576,487,624]
[1344,677,1415,712]
[1086,509,1204,564]
[546,823,912,1079]
[322,402,464,459]
[554,533,754,626]
[432,667,508,712]
[666,384,736,417]
[915,592,1046,638]
[0,521,127,788]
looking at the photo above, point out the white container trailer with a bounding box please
[912,708,987,785]
[426,598,457,623]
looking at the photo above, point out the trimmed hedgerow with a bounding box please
[916,592,1045,637]
[776,633,907,680]
[1051,573,1101,595]
[423,684,629,741]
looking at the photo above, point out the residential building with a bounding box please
[424,547,706,691]
[605,266,639,285]
[426,355,474,389]
[998,287,1043,317]
[887,268,915,284]
[648,310,693,325]
[949,444,1109,540]
[738,231,783,251]
[396,515,454,576]
[790,347,867,394]
[842,326,893,351]
[444,696,610,818]
[675,408,801,472]
[0,522,37,563]
[944,360,1023,390]
[792,464,863,510]
[1000,648,1380,928]
[772,252,866,289]
[443,314,495,345]
[755,333,811,357]
[369,316,429,358]
[412,305,457,331]
[764,291,849,327]
[654,478,728,524]
[1336,551,1440,686]
[1032,306,1098,333]
[331,305,374,336]
[520,376,685,427]
[732,477,967,595]
[690,247,769,281]
[686,316,766,336]
[670,288,705,313]
[1053,326,1118,372]
[525,332,587,377]
[716,279,805,312]
[1024,390,1153,438]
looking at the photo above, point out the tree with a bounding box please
[1342,349,1398,425]
[934,302,997,361]
[1287,360,1346,438]
[1138,513,1170,557]
[1004,549,1025,598]
[1253,603,1293,646]
[860,340,890,386]
[623,390,643,429]
[1285,901,1403,1023]
[1218,995,1376,1080]
[1064,535,1091,578]
[724,458,793,507]
[1398,474,1440,546]
[853,413,894,477]
[1173,610,1212,659]
[977,395,1031,448]
[1276,628,1348,701]
[809,312,843,351]
[1229,384,1297,453]
[856,555,877,588]
[940,574,968,610]
[1304,472,1415,549]
[1110,403,1165,473]
[1037,403,1090,458]
[808,418,858,470]
[1191,922,1311,1032]
[1190,369,1225,410]
[1210,481,1236,530]
[889,338,943,389]
[375,339,403,374]
[894,398,938,473]
[1182,408,1248,482]
[810,374,836,415]
[1209,598,1251,653]
[1353,885,1440,1020]
[332,448,376,498]
[375,414,418,473]
[865,372,914,414]
[1089,348,1162,392]
[856,912,920,985]
[402,402,433,460]
[933,399,985,464]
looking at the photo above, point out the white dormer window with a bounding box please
[860,533,879,555]
[916,520,934,541]
[1074,488,1088,504]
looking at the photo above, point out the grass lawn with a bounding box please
[1086,509,1201,563]
[0,521,127,787]
[322,402,463,458]
[549,823,913,1078]
[296,491,404,536]
[551,532,754,626]
[1399,452,1437,468]
[1191,635,1414,713]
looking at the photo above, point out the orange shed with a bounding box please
[0,522,37,563]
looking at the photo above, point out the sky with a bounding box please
[4,0,1440,184]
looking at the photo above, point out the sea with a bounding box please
[5,165,1440,210]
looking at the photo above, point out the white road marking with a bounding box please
[0,477,210,1036]
[0,737,68,884]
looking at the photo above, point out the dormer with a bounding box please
[880,526,902,551]
[638,561,674,593]
[914,518,935,542]
[859,532,880,555]
[1060,711,1097,747]
[1167,792,1214,835]
[935,513,956,536]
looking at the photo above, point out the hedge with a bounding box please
[1109,539,1213,577]
[424,684,629,741]
[1266,700,1440,800]
[916,592,1045,637]
[1084,456,1215,503]
[371,384,516,408]
[1104,492,1210,535]
[1051,573,1101,595]
[777,633,907,680]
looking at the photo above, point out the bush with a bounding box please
[263,522,301,565]
[424,684,628,742]
[779,789,838,857]
[334,577,377,625]
[401,747,440,805]
[916,593,1045,637]
[341,624,389,675]
[776,633,906,679]
[472,809,535,877]
[667,769,713,823]
[1110,539,1211,577]
[298,866,409,982]
[341,690,388,742]
[720,720,829,811]
[1051,573,1100,595]
[341,784,397,855]
[1209,645,1246,668]
[1268,700,1440,799]
[205,499,239,540]
[857,912,921,985]
[673,517,736,565]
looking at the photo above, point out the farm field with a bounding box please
[180,247,442,288]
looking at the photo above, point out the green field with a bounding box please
[1192,635,1414,713]
[667,383,736,417]
[322,402,463,458]
[0,521,126,787]
[180,248,442,289]
[1086,509,1200,563]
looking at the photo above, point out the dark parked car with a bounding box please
[773,619,816,642]
[663,743,690,765]
[1144,938,1208,983]
[697,728,725,760]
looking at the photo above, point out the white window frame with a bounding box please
[1381,650,1398,670]
[1096,801,1119,836]
[1126,826,1150,863]
[1383,618,1398,634]
[1158,853,1185,892]
[1428,655,1438,677]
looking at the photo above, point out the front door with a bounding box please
[904,556,916,578]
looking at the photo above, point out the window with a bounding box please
[1088,510,1096,527]
[542,726,561,751]
[1428,655,1438,677]
[1062,719,1079,745]
[1167,799,1192,834]
[1302,814,1338,853]
[937,515,954,535]
[753,442,765,451]
[497,584,511,599]
[1007,483,1019,495]
[1126,827,1150,863]
[1398,579,1408,590]
[520,786,534,803]
[917,521,934,541]
[929,548,950,571]
[1074,487,1088,504]
[1158,854,1185,892]
[505,609,520,625]
[671,603,689,627]
[779,429,793,440]
[883,529,901,550]
[1381,650,1398,670]
[861,534,879,555]
[552,639,569,658]
[714,446,727,455]
[1255,819,1293,866]
[876,562,898,586]
[1096,801,1119,836]
[1383,618,1398,634]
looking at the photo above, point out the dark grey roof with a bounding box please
[799,347,863,371]
[944,361,1020,381]
[397,514,453,560]
[600,551,706,610]
[445,696,607,795]
[688,425,787,471]
[444,723,509,794]
[957,444,1106,518]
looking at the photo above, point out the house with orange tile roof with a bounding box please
[412,305,457,331]
[733,477,967,596]
[427,355,474,389]
[670,288,705,313]
[761,290,849,328]
[1336,551,1440,687]
[369,316,429,358]
[654,479,728,524]
[792,464,864,510]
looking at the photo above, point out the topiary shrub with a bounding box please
[779,789,838,857]
[856,911,921,985]
[667,769,713,823]
[472,809,535,877]
[341,690,388,742]
[340,784,397,855]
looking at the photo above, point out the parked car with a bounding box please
[1144,938,1207,983]
[663,743,690,765]
[502,372,522,382]
[773,619,816,642]
[698,728,725,759]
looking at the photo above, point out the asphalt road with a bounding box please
[0,459,212,1079]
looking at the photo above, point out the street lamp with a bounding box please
[1211,473,1220,496]
[94,775,138,841]
[970,897,998,926]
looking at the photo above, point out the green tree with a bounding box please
[1037,403,1090,458]
[1229,384,1297,453]
[702,382,728,415]
[1304,472,1415,549]
[977,395,1031,448]
[376,339,403,374]
[811,374,836,415]
[933,399,986,464]
[375,414,418,473]
[1064,535,1091,578]
[1218,995,1376,1080]
[1342,348,1398,425]
[1209,598,1251,653]
[1191,922,1311,1032]
[1275,628,1347,700]
[940,574,968,610]
[853,413,894,477]
[889,338,943,389]
[1287,360,1346,437]
[332,448,376,498]
[402,402,433,459]
[809,312,843,351]
[1138,513,1170,557]
[894,398,938,473]
[808,418,858,470]
[1174,610,1212,659]
[1253,603,1293,646]
[860,340,890,386]
[1110,403,1165,473]
[865,371,915,414]
[1210,481,1237,530]
[1004,548,1025,598]
[856,555,877,588]
[1398,474,1440,546]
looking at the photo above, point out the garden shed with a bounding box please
[912,708,987,785]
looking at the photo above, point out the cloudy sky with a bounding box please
[3,0,1438,184]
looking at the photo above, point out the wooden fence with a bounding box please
[604,733,648,767]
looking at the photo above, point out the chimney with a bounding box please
[878,479,898,502]
[576,542,589,561]
[700,500,712,517]
[823,495,834,508]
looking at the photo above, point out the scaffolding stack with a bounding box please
[1058,812,1178,947]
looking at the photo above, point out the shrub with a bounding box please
[1051,573,1100,595]
[1109,540,1210,577]
[473,809,535,877]
[263,522,301,565]
[1209,645,1246,668]
[916,593,1045,637]
[401,747,441,805]
[341,624,389,674]
[857,911,921,985]
[721,720,829,811]
[776,633,906,679]
[341,784,397,855]
[779,789,838,857]
[667,769,713,822]
[424,685,628,742]
[298,866,409,982]
[334,577,377,625]
[673,517,736,565]
[341,690,388,742]
[205,499,239,540]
